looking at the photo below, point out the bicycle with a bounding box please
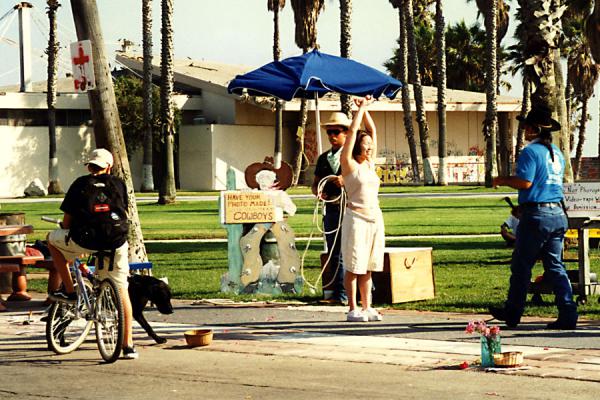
[42,217,125,363]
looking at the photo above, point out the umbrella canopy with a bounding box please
[227,49,402,101]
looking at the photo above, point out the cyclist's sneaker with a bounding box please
[122,346,139,360]
[49,289,77,304]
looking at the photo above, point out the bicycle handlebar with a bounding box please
[41,216,62,225]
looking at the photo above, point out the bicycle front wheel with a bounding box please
[46,283,93,354]
[94,279,124,363]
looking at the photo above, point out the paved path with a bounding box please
[2,295,600,386]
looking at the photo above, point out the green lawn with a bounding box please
[3,195,513,241]
[6,189,600,319]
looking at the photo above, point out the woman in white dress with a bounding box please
[340,96,385,322]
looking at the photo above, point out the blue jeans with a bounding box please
[324,204,346,301]
[505,204,577,324]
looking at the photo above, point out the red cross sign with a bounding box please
[70,40,96,92]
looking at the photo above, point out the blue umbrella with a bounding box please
[227,49,402,158]
[227,49,402,101]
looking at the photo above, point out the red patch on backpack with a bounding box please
[93,204,110,212]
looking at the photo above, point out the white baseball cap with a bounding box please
[85,148,114,168]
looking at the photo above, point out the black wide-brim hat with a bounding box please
[516,104,561,132]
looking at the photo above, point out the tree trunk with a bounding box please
[398,4,420,183]
[483,0,498,187]
[70,0,147,263]
[292,98,307,185]
[159,0,176,204]
[404,0,433,184]
[141,0,154,192]
[515,75,530,162]
[553,49,574,183]
[47,0,62,194]
[435,0,447,186]
[339,0,352,116]
[574,99,587,180]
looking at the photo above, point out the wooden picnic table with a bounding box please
[0,225,43,301]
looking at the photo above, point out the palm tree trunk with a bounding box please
[404,0,433,184]
[292,97,308,186]
[574,99,587,180]
[483,0,498,187]
[141,0,154,192]
[159,0,176,204]
[339,0,352,116]
[396,6,420,183]
[47,0,62,194]
[515,76,530,163]
[435,0,447,186]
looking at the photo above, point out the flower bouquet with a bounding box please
[465,320,501,367]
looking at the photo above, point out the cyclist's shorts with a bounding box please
[48,229,129,289]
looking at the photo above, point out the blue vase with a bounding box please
[480,335,501,367]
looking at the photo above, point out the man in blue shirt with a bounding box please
[490,104,577,330]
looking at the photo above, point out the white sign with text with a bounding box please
[563,182,600,218]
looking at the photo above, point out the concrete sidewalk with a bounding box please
[2,294,600,383]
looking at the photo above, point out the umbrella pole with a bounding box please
[274,99,283,169]
[314,93,322,156]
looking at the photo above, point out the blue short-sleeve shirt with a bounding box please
[516,141,564,204]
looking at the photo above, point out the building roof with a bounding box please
[116,53,521,113]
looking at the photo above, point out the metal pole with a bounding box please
[16,2,33,92]
[314,93,322,155]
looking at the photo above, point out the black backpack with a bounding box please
[69,175,129,250]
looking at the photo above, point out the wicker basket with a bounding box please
[184,329,213,347]
[493,351,523,367]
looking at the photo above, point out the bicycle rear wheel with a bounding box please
[94,279,124,363]
[45,282,93,354]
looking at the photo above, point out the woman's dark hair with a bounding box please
[352,130,370,158]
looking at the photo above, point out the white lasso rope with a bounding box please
[300,175,346,293]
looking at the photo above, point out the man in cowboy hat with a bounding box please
[311,112,352,305]
[490,103,578,330]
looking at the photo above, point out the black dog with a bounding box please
[128,274,174,344]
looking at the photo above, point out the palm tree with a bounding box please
[435,0,447,186]
[339,0,352,116]
[388,0,420,182]
[506,5,530,164]
[267,0,285,168]
[159,0,176,204]
[404,0,434,184]
[516,0,569,173]
[46,0,62,194]
[567,37,598,179]
[141,0,154,192]
[290,0,325,185]
[584,0,600,158]
[481,0,499,187]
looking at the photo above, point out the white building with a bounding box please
[0,55,521,197]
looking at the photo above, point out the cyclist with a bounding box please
[47,148,138,359]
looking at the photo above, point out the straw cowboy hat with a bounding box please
[245,157,293,190]
[320,112,352,129]
[517,104,561,132]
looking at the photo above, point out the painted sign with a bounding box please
[563,182,600,218]
[221,191,276,224]
[70,40,96,92]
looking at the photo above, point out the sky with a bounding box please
[0,0,597,156]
